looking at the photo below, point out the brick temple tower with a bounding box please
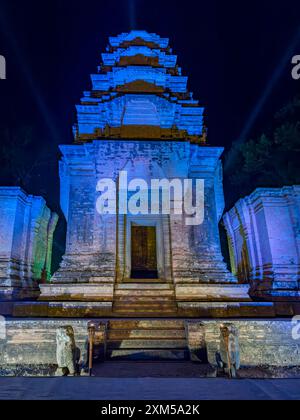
[7,31,298,368]
[34,30,252,317]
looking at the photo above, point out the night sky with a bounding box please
[0,0,300,213]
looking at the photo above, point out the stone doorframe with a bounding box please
[116,213,173,282]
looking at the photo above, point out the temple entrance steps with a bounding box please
[113,282,178,316]
[106,320,189,361]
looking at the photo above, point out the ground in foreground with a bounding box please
[0,362,300,400]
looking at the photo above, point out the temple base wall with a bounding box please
[0,318,299,376]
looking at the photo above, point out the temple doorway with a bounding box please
[131,225,158,279]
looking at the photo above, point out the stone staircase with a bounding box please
[106,320,189,361]
[113,282,178,316]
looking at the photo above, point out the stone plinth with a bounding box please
[0,187,58,300]
[223,186,300,299]
[176,284,251,302]
[39,283,114,302]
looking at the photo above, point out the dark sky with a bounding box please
[0,0,300,212]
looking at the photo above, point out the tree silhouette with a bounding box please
[224,96,300,207]
[0,124,56,191]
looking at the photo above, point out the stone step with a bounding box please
[108,329,186,340]
[115,283,174,290]
[114,300,176,305]
[114,296,174,302]
[114,301,176,307]
[108,320,185,330]
[112,310,178,316]
[122,279,171,284]
[113,305,177,310]
[113,305,177,315]
[107,349,189,361]
[107,339,187,350]
[115,290,175,297]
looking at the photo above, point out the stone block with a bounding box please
[175,284,250,302]
[185,322,208,362]
[39,283,114,301]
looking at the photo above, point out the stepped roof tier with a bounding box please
[73,30,206,144]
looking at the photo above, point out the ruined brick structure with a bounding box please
[1,32,300,373]
[0,187,58,301]
[223,186,300,300]
[29,29,253,317]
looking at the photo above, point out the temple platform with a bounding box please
[8,300,300,319]
[6,281,300,318]
[0,318,300,376]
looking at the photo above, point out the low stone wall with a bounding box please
[186,320,300,367]
[0,319,89,371]
[0,318,299,375]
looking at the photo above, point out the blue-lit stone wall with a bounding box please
[0,187,58,300]
[73,30,205,140]
[223,186,300,299]
[1,319,299,373]
[40,30,236,304]
[46,140,236,300]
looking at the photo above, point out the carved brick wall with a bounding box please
[223,186,300,299]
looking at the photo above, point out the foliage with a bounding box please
[224,96,300,205]
[0,125,55,190]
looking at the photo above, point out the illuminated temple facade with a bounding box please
[31,29,253,317]
[1,31,300,371]
[7,30,300,319]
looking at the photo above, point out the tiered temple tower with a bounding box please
[5,31,300,371]
[36,30,251,317]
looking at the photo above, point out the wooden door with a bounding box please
[131,225,158,278]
